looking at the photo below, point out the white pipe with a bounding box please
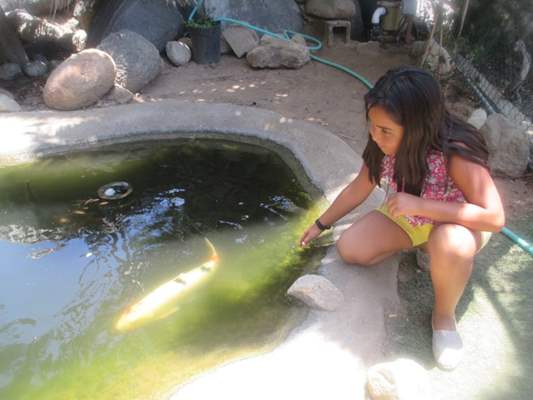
[371,7,387,25]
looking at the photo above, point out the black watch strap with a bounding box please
[315,218,331,231]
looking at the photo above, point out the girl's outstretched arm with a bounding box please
[300,163,376,246]
[387,155,505,232]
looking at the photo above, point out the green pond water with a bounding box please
[0,140,325,400]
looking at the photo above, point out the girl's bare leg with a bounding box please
[336,211,413,266]
[427,224,483,330]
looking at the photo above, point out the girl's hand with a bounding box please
[299,223,322,247]
[386,192,422,218]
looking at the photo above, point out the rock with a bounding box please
[409,40,427,58]
[246,35,310,69]
[97,30,161,93]
[73,0,98,31]
[421,39,453,75]
[480,113,529,178]
[222,26,260,58]
[88,0,185,52]
[43,49,116,110]
[101,84,133,106]
[0,62,23,80]
[207,0,304,35]
[23,60,48,77]
[0,93,21,112]
[287,274,344,311]
[166,41,191,66]
[306,0,356,20]
[467,108,488,130]
[367,358,428,400]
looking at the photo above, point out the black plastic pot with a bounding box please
[189,21,221,64]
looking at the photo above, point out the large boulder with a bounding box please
[205,0,304,35]
[97,30,161,93]
[480,113,529,178]
[43,48,116,110]
[305,0,356,20]
[88,0,185,52]
[246,35,310,69]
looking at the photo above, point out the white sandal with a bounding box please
[432,326,463,370]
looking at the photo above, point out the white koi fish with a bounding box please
[115,238,219,332]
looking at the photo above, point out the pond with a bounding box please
[0,139,325,400]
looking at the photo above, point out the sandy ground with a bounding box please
[4,41,533,397]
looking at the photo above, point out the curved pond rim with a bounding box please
[0,101,364,204]
[1,134,324,203]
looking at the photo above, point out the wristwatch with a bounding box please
[315,218,331,231]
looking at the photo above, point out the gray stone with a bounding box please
[222,26,259,58]
[246,35,310,69]
[98,84,134,106]
[367,358,428,400]
[0,62,22,80]
[423,39,453,75]
[205,0,304,35]
[97,30,161,93]
[23,60,48,77]
[287,274,344,311]
[0,93,21,112]
[166,41,191,66]
[43,49,116,110]
[481,113,529,177]
[73,0,98,31]
[88,0,185,52]
[467,108,488,130]
[306,0,356,20]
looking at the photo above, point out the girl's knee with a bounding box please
[336,235,374,266]
[428,224,477,261]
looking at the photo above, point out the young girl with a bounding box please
[299,66,505,370]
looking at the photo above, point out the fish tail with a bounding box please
[204,237,219,262]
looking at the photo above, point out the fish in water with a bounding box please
[115,238,219,332]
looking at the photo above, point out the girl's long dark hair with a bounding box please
[362,66,489,195]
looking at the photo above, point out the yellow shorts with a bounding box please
[377,204,492,249]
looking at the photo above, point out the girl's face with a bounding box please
[368,106,404,156]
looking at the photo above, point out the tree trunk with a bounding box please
[0,5,29,64]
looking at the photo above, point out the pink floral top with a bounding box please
[380,149,466,227]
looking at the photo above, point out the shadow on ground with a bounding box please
[385,214,533,400]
